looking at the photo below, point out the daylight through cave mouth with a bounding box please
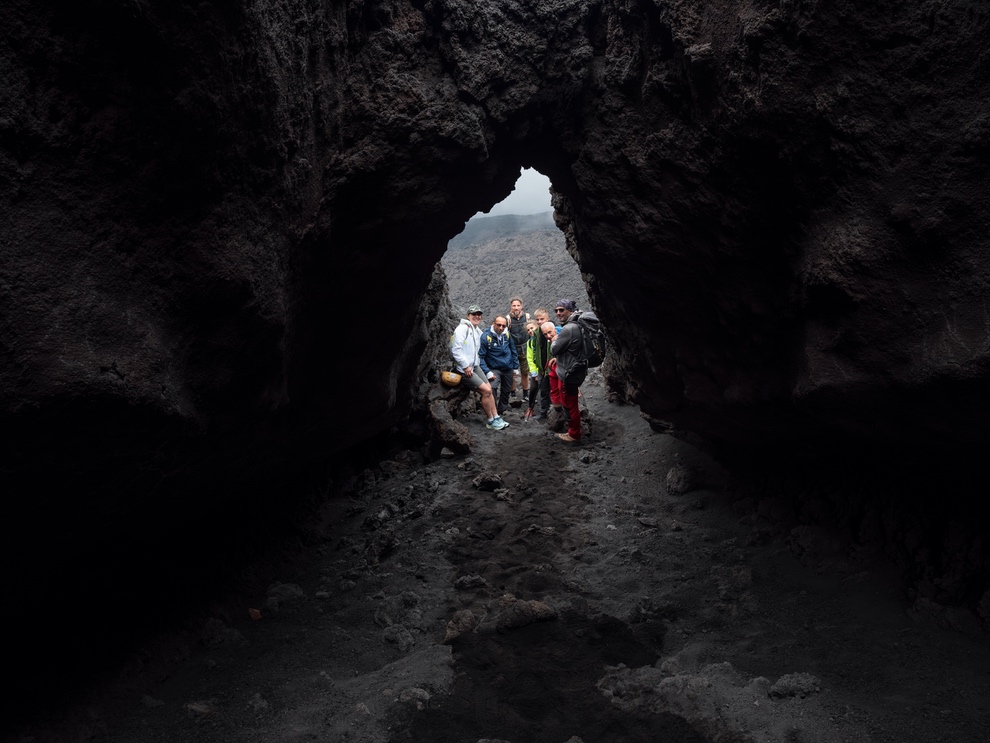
[442,169,591,320]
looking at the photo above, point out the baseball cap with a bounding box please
[467,305,483,314]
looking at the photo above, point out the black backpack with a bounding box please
[572,311,606,368]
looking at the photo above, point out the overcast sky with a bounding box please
[473,168,552,218]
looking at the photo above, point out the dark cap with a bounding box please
[555,299,577,311]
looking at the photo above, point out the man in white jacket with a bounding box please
[450,305,508,430]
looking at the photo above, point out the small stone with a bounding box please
[494,597,557,631]
[247,693,269,713]
[383,624,415,651]
[454,575,488,590]
[746,676,772,696]
[398,687,431,709]
[527,524,556,536]
[769,672,822,699]
[443,609,479,643]
[267,583,305,601]
[185,700,216,717]
[473,471,503,491]
[665,465,693,494]
[201,618,247,647]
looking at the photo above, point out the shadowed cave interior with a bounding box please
[3,2,990,738]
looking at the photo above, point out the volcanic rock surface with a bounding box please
[11,378,990,743]
[3,0,990,712]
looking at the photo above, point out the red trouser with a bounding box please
[548,364,581,439]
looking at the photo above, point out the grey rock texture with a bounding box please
[3,0,990,684]
[448,213,558,250]
[443,213,590,318]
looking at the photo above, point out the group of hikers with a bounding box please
[449,296,597,444]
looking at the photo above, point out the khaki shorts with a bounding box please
[516,345,529,375]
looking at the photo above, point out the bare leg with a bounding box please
[479,383,498,419]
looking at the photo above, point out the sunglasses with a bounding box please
[555,308,567,313]
[494,322,506,328]
[469,312,483,316]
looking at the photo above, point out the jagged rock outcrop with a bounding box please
[3,0,990,648]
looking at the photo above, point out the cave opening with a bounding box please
[442,167,590,322]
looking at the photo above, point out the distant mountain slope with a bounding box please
[442,212,591,320]
[448,212,557,249]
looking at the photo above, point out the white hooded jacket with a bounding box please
[450,318,482,372]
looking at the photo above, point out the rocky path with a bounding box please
[15,373,990,742]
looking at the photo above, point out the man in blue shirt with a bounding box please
[479,315,518,418]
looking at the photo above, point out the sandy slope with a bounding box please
[442,224,590,319]
[14,372,990,742]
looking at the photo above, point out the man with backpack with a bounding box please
[549,298,603,443]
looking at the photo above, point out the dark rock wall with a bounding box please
[548,0,990,468]
[3,0,990,621]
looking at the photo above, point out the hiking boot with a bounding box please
[557,432,580,443]
[547,407,566,432]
